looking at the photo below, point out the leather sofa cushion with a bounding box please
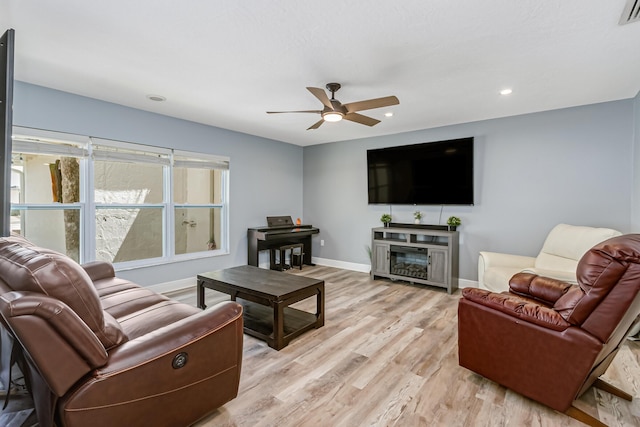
[462,287,570,331]
[116,300,201,339]
[92,275,200,340]
[0,236,126,349]
[509,273,573,306]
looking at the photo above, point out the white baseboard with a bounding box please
[458,278,477,289]
[148,277,195,295]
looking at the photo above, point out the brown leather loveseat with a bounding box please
[0,234,243,427]
[458,234,640,426]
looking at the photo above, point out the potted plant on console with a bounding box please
[380,214,392,228]
[447,216,461,231]
[414,211,422,224]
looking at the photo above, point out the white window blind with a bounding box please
[173,150,229,170]
[91,138,170,165]
[12,127,89,157]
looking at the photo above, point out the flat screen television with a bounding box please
[367,137,474,205]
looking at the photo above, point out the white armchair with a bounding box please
[478,223,622,293]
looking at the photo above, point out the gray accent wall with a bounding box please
[12,81,638,286]
[303,100,635,281]
[13,82,303,286]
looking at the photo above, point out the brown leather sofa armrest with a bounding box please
[62,302,244,413]
[462,287,571,332]
[508,272,574,306]
[0,291,108,396]
[0,292,108,368]
[99,301,243,375]
[81,261,116,282]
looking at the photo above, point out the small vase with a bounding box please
[384,222,389,228]
[414,219,420,224]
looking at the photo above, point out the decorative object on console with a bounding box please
[446,216,461,230]
[459,234,640,427]
[413,211,422,224]
[380,214,392,227]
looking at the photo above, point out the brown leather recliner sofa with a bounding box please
[459,234,640,426]
[0,234,243,427]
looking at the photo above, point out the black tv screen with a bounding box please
[367,137,474,205]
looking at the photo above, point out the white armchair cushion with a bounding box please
[478,252,535,292]
[534,224,622,272]
[478,224,622,293]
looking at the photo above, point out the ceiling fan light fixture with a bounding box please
[323,111,344,122]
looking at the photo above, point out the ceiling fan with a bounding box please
[267,83,399,130]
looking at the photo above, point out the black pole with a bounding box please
[0,29,15,237]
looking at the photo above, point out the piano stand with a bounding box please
[291,245,304,270]
[270,243,304,271]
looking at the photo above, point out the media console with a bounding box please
[371,224,459,294]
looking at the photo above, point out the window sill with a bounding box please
[113,249,229,272]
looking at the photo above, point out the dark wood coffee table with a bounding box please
[197,265,324,350]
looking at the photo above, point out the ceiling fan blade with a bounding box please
[306,87,333,109]
[343,112,381,127]
[307,119,324,130]
[266,110,322,114]
[343,96,399,113]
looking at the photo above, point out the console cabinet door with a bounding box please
[373,242,390,275]
[427,248,448,286]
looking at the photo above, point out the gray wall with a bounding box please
[13,81,638,285]
[13,82,303,285]
[303,100,636,281]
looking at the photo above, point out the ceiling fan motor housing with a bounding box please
[326,83,341,96]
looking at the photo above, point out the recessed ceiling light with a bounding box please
[500,89,513,96]
[384,112,394,117]
[147,95,166,102]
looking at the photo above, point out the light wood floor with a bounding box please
[176,266,640,427]
[1,266,638,426]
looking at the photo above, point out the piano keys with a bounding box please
[247,216,320,267]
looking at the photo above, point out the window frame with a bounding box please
[11,126,230,270]
[170,149,229,262]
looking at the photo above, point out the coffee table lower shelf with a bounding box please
[197,265,325,350]
[239,299,320,349]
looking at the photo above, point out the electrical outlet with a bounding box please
[320,239,325,246]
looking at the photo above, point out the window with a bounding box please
[173,151,228,257]
[10,127,229,267]
[10,129,88,262]
[92,140,169,264]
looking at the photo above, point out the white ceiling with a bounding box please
[2,1,639,147]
